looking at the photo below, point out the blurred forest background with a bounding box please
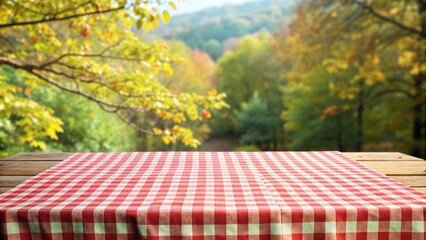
[1,0,425,159]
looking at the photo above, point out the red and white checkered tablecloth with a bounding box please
[0,152,425,239]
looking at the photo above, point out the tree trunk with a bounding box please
[356,78,365,152]
[272,128,278,151]
[411,77,422,157]
[337,114,345,151]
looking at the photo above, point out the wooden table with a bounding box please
[0,152,425,194]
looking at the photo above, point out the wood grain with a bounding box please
[0,176,31,187]
[0,161,59,175]
[2,152,72,161]
[413,187,426,194]
[343,152,423,161]
[0,187,13,194]
[359,161,426,175]
[390,176,426,187]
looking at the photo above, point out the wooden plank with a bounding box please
[0,176,31,187]
[360,161,426,175]
[0,187,13,194]
[390,176,426,187]
[413,187,426,194]
[0,161,59,175]
[343,152,423,161]
[2,152,72,161]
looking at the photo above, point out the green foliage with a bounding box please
[202,40,222,61]
[362,94,412,151]
[0,66,63,152]
[234,145,260,152]
[217,33,283,110]
[0,66,137,157]
[215,32,285,148]
[283,66,357,150]
[237,97,278,146]
[31,87,137,152]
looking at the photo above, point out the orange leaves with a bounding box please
[321,105,339,120]
[320,105,349,120]
[81,24,91,38]
[201,109,212,119]
[23,88,32,96]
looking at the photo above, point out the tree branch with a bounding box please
[116,111,154,135]
[350,0,425,38]
[0,56,146,113]
[0,6,126,29]
[365,88,414,106]
[40,38,125,68]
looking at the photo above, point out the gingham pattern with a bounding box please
[0,152,425,239]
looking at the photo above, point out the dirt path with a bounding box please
[200,137,240,151]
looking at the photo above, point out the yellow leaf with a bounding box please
[123,18,133,29]
[162,10,171,24]
[143,23,151,33]
[163,63,173,76]
[410,65,420,75]
[173,113,186,123]
[152,19,159,30]
[398,51,415,67]
[168,2,177,10]
[45,127,59,140]
[153,128,163,135]
[390,8,399,15]
[208,89,218,96]
[30,141,46,150]
[53,39,62,47]
[162,135,171,145]
[65,39,74,46]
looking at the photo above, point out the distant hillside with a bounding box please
[152,0,298,60]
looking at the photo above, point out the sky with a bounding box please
[173,0,255,15]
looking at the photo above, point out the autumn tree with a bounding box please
[137,41,218,150]
[282,66,357,151]
[161,42,216,95]
[216,32,285,149]
[0,65,137,156]
[0,0,227,150]
[274,0,426,157]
